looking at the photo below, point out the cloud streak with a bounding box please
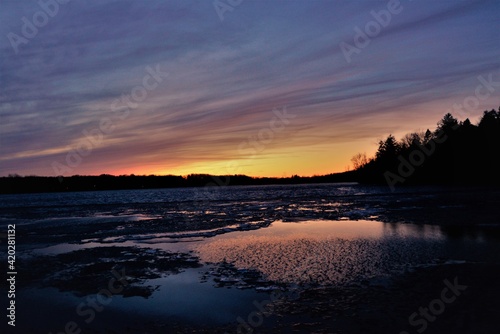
[1,0,499,176]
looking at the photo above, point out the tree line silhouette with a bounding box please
[1,107,498,194]
[0,172,356,194]
[353,107,500,187]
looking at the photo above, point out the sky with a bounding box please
[1,0,499,177]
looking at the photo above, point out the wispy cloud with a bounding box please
[1,0,499,176]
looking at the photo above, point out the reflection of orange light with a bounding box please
[195,220,444,285]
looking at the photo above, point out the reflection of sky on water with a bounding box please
[15,268,266,332]
[23,218,500,331]
[111,267,267,324]
[34,241,139,255]
[196,220,448,285]
[253,219,444,240]
[8,185,500,332]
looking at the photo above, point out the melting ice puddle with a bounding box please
[219,219,446,240]
[193,220,485,286]
[33,219,500,287]
[15,268,268,332]
[109,267,268,324]
[22,219,500,332]
[34,240,139,255]
[19,214,160,227]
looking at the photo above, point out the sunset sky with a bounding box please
[1,0,499,177]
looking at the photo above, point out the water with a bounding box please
[1,183,499,332]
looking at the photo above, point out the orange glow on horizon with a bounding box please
[123,141,380,178]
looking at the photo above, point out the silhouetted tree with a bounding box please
[376,135,399,161]
[436,113,459,135]
[355,107,500,187]
[351,152,368,170]
[478,109,499,131]
[400,132,424,150]
[423,129,433,144]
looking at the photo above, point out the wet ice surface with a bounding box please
[23,218,499,296]
[196,220,448,287]
[2,184,500,332]
[3,184,499,249]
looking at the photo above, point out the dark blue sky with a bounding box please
[1,0,499,176]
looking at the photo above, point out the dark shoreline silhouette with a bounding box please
[0,172,357,194]
[354,107,500,187]
[2,107,498,194]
